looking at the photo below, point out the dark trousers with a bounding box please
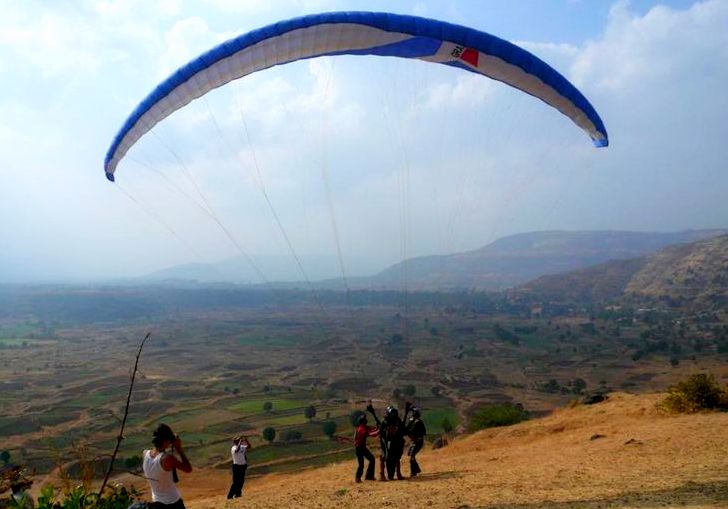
[385,445,404,480]
[227,464,248,499]
[355,446,375,480]
[408,439,423,475]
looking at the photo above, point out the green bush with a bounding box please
[34,483,137,509]
[282,429,303,442]
[441,417,454,434]
[262,426,276,443]
[468,403,528,432]
[322,420,337,439]
[662,373,728,413]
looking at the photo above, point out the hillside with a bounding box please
[521,234,728,308]
[358,229,725,291]
[137,230,725,290]
[625,234,728,307]
[159,392,728,508]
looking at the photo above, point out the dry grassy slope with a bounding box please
[519,234,728,307]
[179,392,728,509]
[626,234,728,305]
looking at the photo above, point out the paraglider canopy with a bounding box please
[104,11,608,181]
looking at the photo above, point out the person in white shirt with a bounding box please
[226,435,252,499]
[142,424,192,508]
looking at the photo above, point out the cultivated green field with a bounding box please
[3,285,728,481]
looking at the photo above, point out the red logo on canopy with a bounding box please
[460,48,479,67]
[450,45,479,67]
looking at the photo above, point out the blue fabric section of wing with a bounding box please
[105,11,608,176]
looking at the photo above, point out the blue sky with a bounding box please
[1,0,727,282]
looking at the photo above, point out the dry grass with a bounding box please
[165,392,728,508]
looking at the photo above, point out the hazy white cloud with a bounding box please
[571,0,728,91]
[424,73,498,110]
[2,1,728,282]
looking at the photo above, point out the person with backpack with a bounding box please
[142,424,192,509]
[227,435,252,499]
[406,406,426,477]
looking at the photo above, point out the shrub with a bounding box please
[662,373,728,413]
[263,401,273,412]
[322,420,337,439]
[262,426,276,443]
[304,405,316,421]
[468,403,528,432]
[441,417,453,434]
[282,429,303,442]
[34,483,137,509]
[123,455,142,471]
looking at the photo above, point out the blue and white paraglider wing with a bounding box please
[104,12,608,181]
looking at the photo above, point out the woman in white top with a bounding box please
[142,424,192,509]
[226,435,252,499]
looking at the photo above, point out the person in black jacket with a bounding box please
[381,406,406,480]
[405,407,426,477]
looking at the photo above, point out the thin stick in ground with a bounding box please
[96,332,151,502]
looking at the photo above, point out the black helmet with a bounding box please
[386,406,399,418]
[358,414,368,425]
[411,406,421,418]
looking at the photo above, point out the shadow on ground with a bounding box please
[461,479,728,509]
[405,471,464,483]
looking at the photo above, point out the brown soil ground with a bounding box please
[153,392,728,508]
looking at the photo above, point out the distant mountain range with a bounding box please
[355,230,727,290]
[139,229,726,291]
[519,233,728,308]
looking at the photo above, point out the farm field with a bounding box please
[2,285,728,484]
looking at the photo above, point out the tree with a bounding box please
[572,378,587,394]
[322,420,337,440]
[262,427,276,443]
[0,450,10,466]
[304,405,317,422]
[263,401,273,412]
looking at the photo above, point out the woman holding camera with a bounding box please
[143,423,193,508]
[227,435,252,499]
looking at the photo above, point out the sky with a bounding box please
[0,0,726,283]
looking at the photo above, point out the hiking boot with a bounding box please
[355,478,362,483]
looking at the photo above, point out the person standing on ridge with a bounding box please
[381,406,406,480]
[406,406,426,477]
[353,414,379,483]
[227,435,252,499]
[142,424,192,509]
[365,401,389,481]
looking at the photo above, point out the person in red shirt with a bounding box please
[353,414,379,482]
